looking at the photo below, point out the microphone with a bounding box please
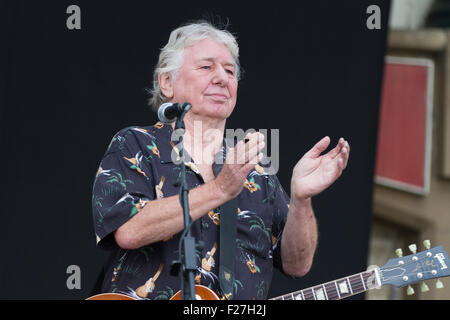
[157,102,191,124]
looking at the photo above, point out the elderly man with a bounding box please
[91,21,349,300]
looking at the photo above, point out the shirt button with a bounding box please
[202,221,209,229]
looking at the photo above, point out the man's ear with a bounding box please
[159,73,174,99]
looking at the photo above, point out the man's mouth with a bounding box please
[206,94,228,101]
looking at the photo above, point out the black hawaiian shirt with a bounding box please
[92,122,291,300]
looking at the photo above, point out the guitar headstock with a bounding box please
[379,240,449,295]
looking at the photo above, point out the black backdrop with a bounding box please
[0,0,390,299]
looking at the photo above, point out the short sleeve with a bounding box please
[92,129,156,249]
[268,174,290,271]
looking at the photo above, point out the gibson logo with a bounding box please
[435,253,448,270]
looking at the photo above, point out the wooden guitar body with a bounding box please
[86,292,136,300]
[170,285,220,300]
[86,285,220,300]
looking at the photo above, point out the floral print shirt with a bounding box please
[92,122,290,300]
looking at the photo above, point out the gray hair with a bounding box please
[148,21,241,112]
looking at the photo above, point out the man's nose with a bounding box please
[212,65,228,86]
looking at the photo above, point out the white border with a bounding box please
[374,56,434,196]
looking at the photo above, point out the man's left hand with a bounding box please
[291,136,350,201]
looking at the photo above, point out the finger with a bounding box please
[235,139,247,164]
[306,136,331,158]
[240,152,264,177]
[248,142,265,164]
[238,138,265,165]
[244,132,265,147]
[342,141,350,167]
[226,133,263,165]
[337,156,345,174]
[228,136,252,165]
[243,133,259,159]
[235,132,264,164]
[329,137,345,159]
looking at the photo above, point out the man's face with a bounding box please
[167,38,238,121]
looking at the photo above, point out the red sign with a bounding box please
[374,57,434,195]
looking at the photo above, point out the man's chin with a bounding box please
[205,103,233,119]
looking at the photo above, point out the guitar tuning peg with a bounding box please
[423,240,431,250]
[407,285,415,295]
[436,279,444,289]
[420,282,429,293]
[408,244,417,254]
[395,248,403,257]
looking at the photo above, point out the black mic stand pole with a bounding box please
[171,103,197,300]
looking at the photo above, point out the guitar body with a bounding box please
[86,292,136,300]
[170,285,220,300]
[86,285,220,300]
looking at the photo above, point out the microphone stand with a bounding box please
[171,103,197,300]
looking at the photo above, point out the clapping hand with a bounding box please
[291,137,350,201]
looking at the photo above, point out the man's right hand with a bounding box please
[213,132,265,199]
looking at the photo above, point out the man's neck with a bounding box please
[172,116,225,166]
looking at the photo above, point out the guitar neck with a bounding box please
[270,269,380,300]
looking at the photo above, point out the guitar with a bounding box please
[86,242,450,300]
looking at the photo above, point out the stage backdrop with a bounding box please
[0,0,390,299]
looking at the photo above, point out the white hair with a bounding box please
[148,21,241,111]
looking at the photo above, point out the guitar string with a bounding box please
[274,252,438,300]
[274,272,375,300]
[295,283,369,300]
[276,257,438,300]
[277,282,363,299]
[275,260,440,300]
[314,254,435,300]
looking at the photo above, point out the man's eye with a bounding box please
[226,69,234,75]
[201,66,211,70]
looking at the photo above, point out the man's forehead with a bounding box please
[184,39,234,64]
